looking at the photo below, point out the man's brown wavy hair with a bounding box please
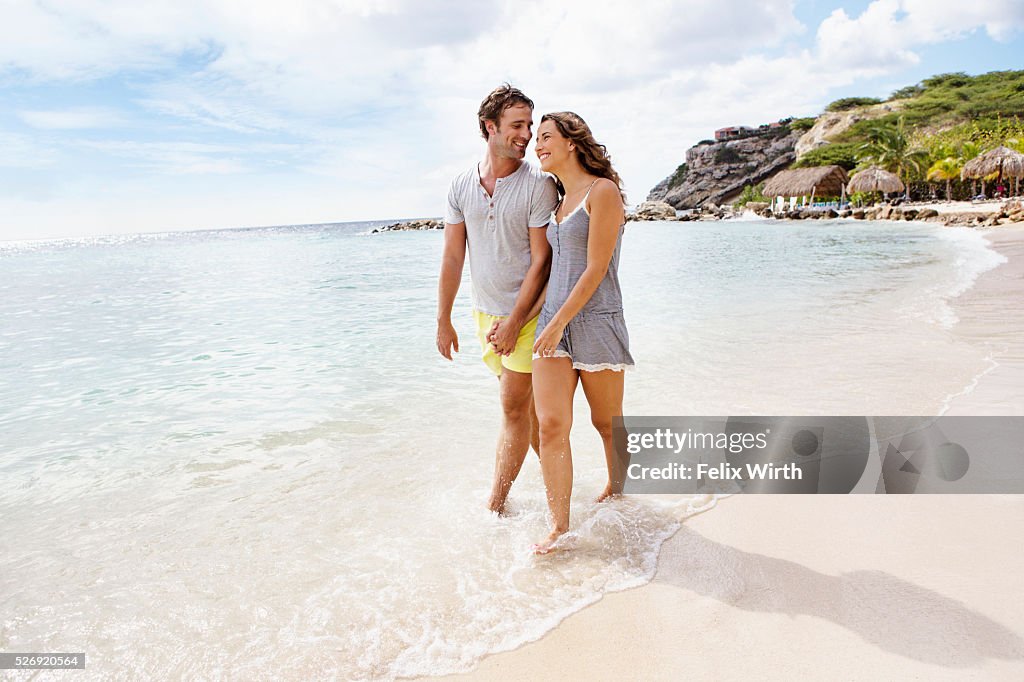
[478,83,534,140]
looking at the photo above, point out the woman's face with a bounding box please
[535,119,572,173]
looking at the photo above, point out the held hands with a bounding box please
[487,317,521,357]
[532,319,566,358]
[436,319,459,360]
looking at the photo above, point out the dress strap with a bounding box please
[581,179,599,215]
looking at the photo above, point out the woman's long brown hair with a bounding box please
[541,111,626,203]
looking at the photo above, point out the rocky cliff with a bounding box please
[648,101,904,209]
[648,127,802,209]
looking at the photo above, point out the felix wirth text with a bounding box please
[624,427,803,481]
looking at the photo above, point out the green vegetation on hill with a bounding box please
[832,71,1024,143]
[899,71,1024,123]
[789,117,816,131]
[792,142,860,170]
[667,162,688,189]
[826,96,882,112]
[796,70,1024,199]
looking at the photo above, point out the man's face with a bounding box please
[487,103,533,160]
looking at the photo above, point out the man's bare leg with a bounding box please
[488,368,534,515]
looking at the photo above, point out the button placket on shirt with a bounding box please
[554,211,561,255]
[486,179,500,226]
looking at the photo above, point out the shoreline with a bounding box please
[427,225,1024,680]
[381,199,1023,230]
[436,495,1024,681]
[943,224,1024,415]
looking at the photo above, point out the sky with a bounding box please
[1,0,1023,241]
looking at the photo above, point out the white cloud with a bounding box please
[83,140,248,174]
[419,0,804,96]
[137,82,294,135]
[0,0,210,80]
[816,0,1024,75]
[0,0,1022,238]
[900,0,1024,42]
[0,132,60,168]
[17,106,128,129]
[816,1,921,73]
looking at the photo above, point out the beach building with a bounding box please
[715,119,791,141]
[762,165,849,212]
[714,125,757,141]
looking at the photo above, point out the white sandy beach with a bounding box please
[434,225,1024,682]
[909,199,1013,215]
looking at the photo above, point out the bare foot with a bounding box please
[531,529,567,555]
[488,499,509,517]
[596,482,622,503]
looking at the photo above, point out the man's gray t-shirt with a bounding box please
[445,161,559,316]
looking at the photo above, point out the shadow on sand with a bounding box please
[656,525,1024,668]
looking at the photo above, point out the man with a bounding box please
[436,84,559,515]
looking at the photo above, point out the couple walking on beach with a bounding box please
[436,84,634,554]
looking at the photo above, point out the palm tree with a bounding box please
[959,141,982,162]
[857,117,929,200]
[931,142,958,161]
[927,158,961,200]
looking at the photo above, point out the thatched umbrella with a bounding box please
[847,166,905,195]
[961,145,1024,197]
[762,166,849,211]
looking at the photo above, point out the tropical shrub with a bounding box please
[789,117,816,132]
[735,183,767,207]
[714,147,742,164]
[793,143,860,170]
[826,97,882,112]
[668,163,688,189]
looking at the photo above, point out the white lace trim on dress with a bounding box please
[532,349,573,360]
[533,349,634,372]
[571,361,634,372]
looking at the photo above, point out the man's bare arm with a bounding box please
[436,221,467,360]
[489,227,552,355]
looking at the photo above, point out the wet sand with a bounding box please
[944,225,1024,415]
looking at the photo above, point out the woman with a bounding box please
[530,111,634,554]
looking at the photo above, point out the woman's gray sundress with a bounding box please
[536,184,635,372]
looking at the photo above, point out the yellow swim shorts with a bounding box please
[473,310,539,376]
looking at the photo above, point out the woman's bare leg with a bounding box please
[579,369,626,502]
[532,356,578,552]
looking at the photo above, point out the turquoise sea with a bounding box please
[0,219,1004,679]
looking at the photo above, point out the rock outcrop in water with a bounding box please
[372,218,443,233]
[630,201,677,221]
